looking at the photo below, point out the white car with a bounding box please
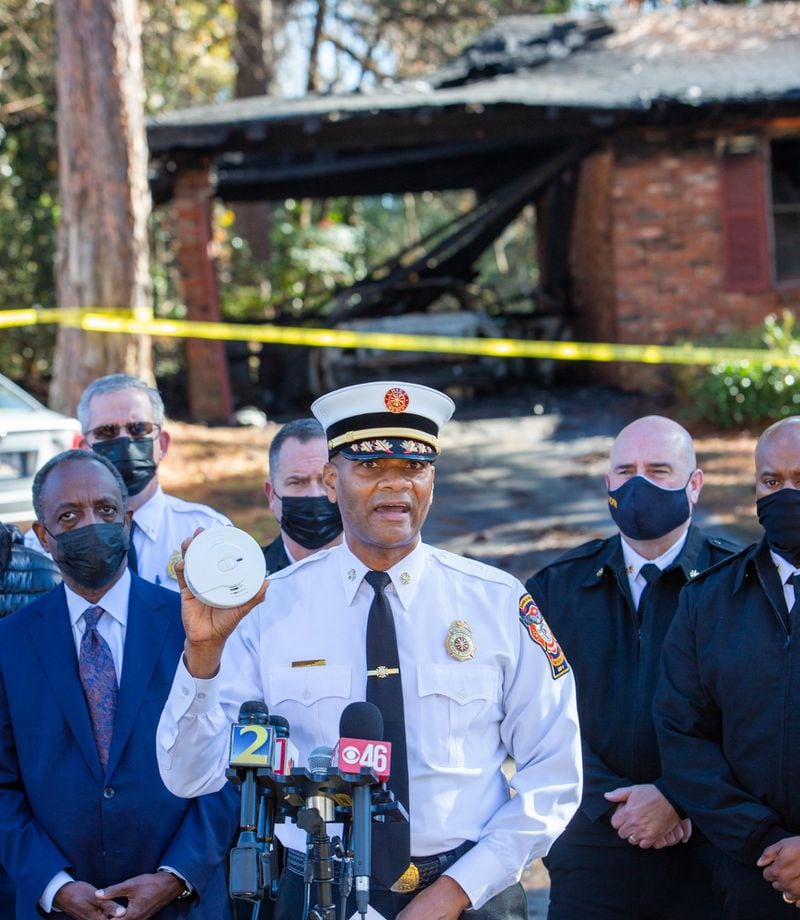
[0,374,81,524]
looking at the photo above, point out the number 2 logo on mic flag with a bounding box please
[229,724,274,766]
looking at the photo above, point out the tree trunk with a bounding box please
[50,0,152,416]
[232,0,276,265]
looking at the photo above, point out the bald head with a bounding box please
[609,416,697,482]
[755,416,800,498]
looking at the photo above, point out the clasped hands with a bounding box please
[605,783,692,849]
[53,871,184,920]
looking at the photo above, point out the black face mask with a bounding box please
[757,489,800,566]
[276,495,343,550]
[48,522,130,590]
[91,437,157,497]
[608,474,692,541]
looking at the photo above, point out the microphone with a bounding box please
[269,714,298,775]
[227,701,273,900]
[338,702,386,917]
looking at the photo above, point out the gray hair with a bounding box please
[32,449,128,522]
[268,418,326,479]
[77,374,165,432]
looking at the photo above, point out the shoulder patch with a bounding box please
[518,593,571,680]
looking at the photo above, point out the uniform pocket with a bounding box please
[267,666,352,750]
[416,664,501,767]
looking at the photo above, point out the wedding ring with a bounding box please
[783,892,797,904]
[628,835,637,845]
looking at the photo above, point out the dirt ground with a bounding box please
[159,384,762,913]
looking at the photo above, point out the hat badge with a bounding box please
[384,387,410,413]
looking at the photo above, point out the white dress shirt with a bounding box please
[769,549,800,613]
[157,539,581,910]
[131,486,231,591]
[621,529,689,609]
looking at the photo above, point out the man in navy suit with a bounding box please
[0,449,236,920]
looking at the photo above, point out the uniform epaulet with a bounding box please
[705,534,741,554]
[429,547,518,588]
[537,538,610,569]
[684,542,753,585]
[266,546,338,581]
[165,493,228,521]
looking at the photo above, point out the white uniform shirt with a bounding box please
[131,486,231,591]
[157,540,581,910]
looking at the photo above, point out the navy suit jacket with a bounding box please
[0,576,237,919]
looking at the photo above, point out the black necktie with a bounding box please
[637,563,661,613]
[127,520,139,576]
[787,573,800,631]
[364,571,411,889]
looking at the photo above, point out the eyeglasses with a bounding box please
[85,421,161,441]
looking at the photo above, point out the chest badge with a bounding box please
[167,550,182,580]
[445,620,476,661]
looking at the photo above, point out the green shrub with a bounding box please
[678,310,800,429]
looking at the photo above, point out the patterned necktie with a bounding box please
[79,606,118,770]
[364,571,411,889]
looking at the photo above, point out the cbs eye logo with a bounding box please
[342,745,362,765]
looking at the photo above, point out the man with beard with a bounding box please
[157,381,581,920]
[0,449,236,919]
[76,374,230,590]
[527,415,737,919]
[261,418,342,573]
[656,416,800,917]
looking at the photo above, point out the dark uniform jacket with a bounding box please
[261,535,291,575]
[527,525,737,846]
[655,536,800,867]
[0,524,61,619]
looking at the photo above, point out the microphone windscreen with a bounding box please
[339,701,384,741]
[238,700,269,722]
[268,714,290,737]
[307,745,333,773]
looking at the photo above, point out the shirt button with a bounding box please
[303,690,311,700]
[181,687,190,696]
[197,692,206,701]
[103,787,115,800]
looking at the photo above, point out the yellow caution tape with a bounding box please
[2,307,799,369]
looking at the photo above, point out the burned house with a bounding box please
[148,3,800,417]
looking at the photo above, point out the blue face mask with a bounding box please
[608,475,692,541]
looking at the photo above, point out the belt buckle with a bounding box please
[390,863,420,894]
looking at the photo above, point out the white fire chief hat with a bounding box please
[311,381,455,461]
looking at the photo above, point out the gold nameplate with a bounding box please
[390,862,420,894]
[291,659,327,668]
[366,666,400,678]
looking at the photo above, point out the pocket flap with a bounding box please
[268,665,352,707]
[417,663,500,705]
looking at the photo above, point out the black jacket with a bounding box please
[0,524,61,619]
[655,536,800,867]
[527,525,737,845]
[261,535,291,576]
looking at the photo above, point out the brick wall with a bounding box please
[570,128,800,391]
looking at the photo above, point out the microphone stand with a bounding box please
[297,806,338,920]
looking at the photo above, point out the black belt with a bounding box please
[285,840,475,894]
